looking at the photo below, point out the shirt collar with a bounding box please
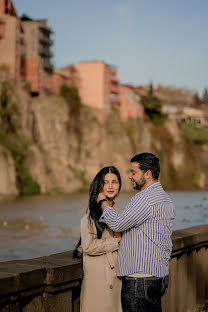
[142,181,161,193]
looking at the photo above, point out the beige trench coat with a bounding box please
[80,214,121,312]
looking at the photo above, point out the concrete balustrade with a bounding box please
[0,224,208,312]
[163,225,208,312]
[0,252,82,312]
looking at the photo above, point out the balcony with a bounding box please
[110,75,118,83]
[43,60,53,73]
[39,23,52,34]
[39,34,53,46]
[39,47,53,58]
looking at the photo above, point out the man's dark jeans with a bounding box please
[121,275,168,312]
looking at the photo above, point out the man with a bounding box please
[97,153,175,312]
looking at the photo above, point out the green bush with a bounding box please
[182,120,207,145]
[0,80,11,107]
[60,85,81,117]
[60,85,82,137]
[0,130,40,195]
[140,84,164,124]
[168,165,178,184]
[16,162,41,196]
[0,80,41,196]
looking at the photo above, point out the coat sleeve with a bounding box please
[81,215,118,256]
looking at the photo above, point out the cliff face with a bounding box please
[0,146,18,196]
[0,84,208,196]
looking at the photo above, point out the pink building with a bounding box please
[119,84,144,120]
[50,65,80,95]
[55,62,144,120]
[57,61,120,110]
[0,0,25,80]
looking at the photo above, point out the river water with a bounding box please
[0,191,208,262]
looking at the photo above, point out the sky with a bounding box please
[13,0,208,95]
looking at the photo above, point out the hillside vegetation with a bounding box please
[0,80,208,196]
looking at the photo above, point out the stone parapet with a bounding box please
[0,251,82,312]
[172,224,208,255]
[0,225,208,312]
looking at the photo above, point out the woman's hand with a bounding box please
[114,232,122,243]
[96,192,106,203]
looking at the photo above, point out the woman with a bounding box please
[75,166,122,312]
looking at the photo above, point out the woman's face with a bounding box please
[102,173,120,199]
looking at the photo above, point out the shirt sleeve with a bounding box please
[99,194,152,232]
[81,215,118,256]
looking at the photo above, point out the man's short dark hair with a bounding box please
[130,153,160,180]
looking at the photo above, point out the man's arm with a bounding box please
[81,216,120,255]
[98,193,152,232]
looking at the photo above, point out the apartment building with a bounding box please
[55,61,145,120]
[57,61,120,110]
[75,61,120,110]
[50,65,80,95]
[0,0,53,95]
[0,0,25,79]
[21,15,53,95]
[119,84,144,120]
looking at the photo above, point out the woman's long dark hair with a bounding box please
[73,166,121,259]
[88,166,121,238]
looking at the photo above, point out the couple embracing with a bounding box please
[74,152,175,312]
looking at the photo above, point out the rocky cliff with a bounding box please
[0,82,208,196]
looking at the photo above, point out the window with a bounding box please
[0,21,5,39]
[125,90,140,103]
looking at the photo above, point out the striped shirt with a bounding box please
[100,182,175,277]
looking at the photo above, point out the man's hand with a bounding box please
[96,192,106,203]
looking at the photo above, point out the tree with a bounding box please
[140,83,163,124]
[182,120,207,145]
[202,87,208,103]
[193,92,202,107]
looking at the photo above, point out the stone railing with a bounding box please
[163,224,208,312]
[0,224,208,312]
[0,251,82,312]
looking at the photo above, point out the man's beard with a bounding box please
[133,175,146,191]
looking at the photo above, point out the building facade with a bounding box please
[0,0,53,95]
[119,84,144,120]
[21,15,53,95]
[54,62,145,119]
[0,0,25,80]
[57,61,120,110]
[0,1,144,119]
